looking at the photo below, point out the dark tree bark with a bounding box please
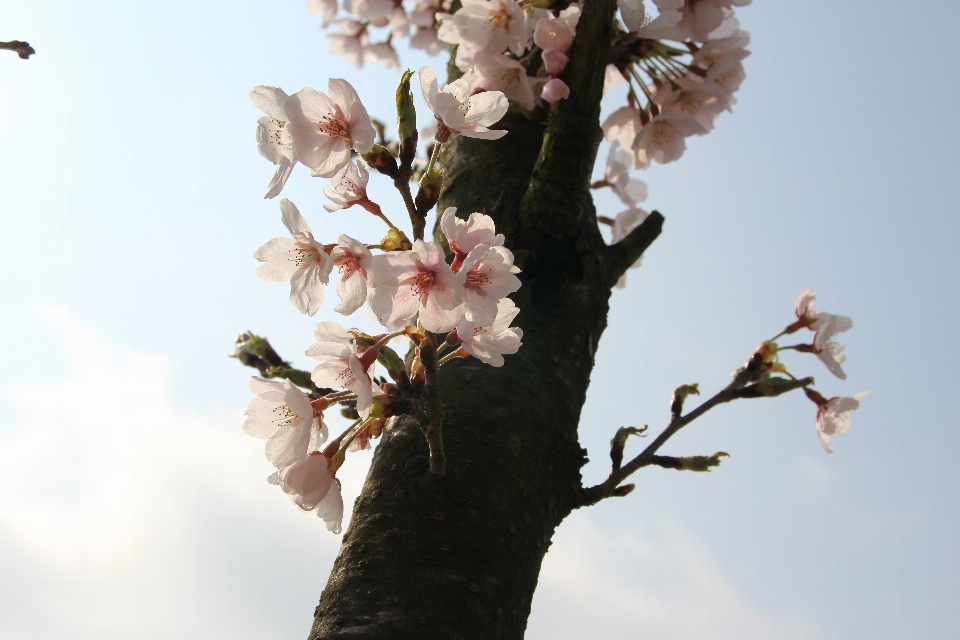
[308,0,662,636]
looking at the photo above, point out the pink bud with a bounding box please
[542,48,569,75]
[541,78,570,104]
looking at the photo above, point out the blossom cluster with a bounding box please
[243,72,523,530]
[757,288,868,453]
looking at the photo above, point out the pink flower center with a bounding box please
[465,267,489,290]
[318,106,351,140]
[412,270,436,301]
[336,254,363,280]
[488,4,509,28]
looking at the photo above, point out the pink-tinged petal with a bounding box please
[265,156,295,199]
[289,266,325,315]
[795,287,817,318]
[313,321,353,345]
[254,237,300,282]
[308,143,352,179]
[315,479,344,533]
[293,86,337,124]
[460,128,507,140]
[249,86,289,119]
[335,270,368,315]
[420,298,465,333]
[279,199,312,237]
[813,313,853,349]
[265,420,312,468]
[418,66,440,112]
[326,79,360,115]
[465,91,508,127]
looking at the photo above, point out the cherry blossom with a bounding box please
[468,55,537,110]
[323,160,370,211]
[632,112,708,168]
[793,287,853,349]
[418,66,508,140]
[331,235,373,315]
[603,142,649,206]
[370,240,464,332]
[306,0,338,28]
[816,340,848,380]
[283,79,376,178]
[705,47,750,99]
[457,245,521,326]
[363,41,400,69]
[619,0,682,36]
[602,106,642,152]
[244,377,327,469]
[440,208,504,271]
[327,19,366,67]
[437,0,527,70]
[269,452,344,532]
[674,0,751,43]
[307,339,379,417]
[806,389,870,453]
[250,86,297,199]
[655,79,731,131]
[541,78,570,104]
[455,298,523,367]
[254,199,334,316]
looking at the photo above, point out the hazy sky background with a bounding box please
[2,1,958,638]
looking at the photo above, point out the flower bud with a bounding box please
[361,144,400,179]
[415,167,443,215]
[396,69,418,168]
[380,227,413,251]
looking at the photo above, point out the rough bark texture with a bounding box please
[307,0,650,637]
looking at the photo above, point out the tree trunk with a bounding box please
[307,0,657,637]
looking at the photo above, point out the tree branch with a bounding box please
[1,40,35,59]
[518,0,618,248]
[577,351,767,507]
[601,210,664,288]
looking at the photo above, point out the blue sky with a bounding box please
[2,1,959,638]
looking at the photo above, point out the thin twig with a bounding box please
[578,352,764,506]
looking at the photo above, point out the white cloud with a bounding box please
[0,309,371,640]
[526,513,814,640]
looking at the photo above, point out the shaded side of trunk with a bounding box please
[308,110,617,639]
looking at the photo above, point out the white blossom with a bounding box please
[283,79,376,178]
[323,160,370,211]
[243,377,326,469]
[437,0,527,70]
[815,391,869,453]
[306,0,338,27]
[632,112,708,168]
[254,199,333,316]
[440,208,504,269]
[457,245,521,326]
[370,240,464,332]
[418,66,508,140]
[307,340,378,418]
[269,453,344,532]
[468,55,537,111]
[250,86,298,199]
[456,298,523,367]
[604,142,649,206]
[331,235,373,315]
